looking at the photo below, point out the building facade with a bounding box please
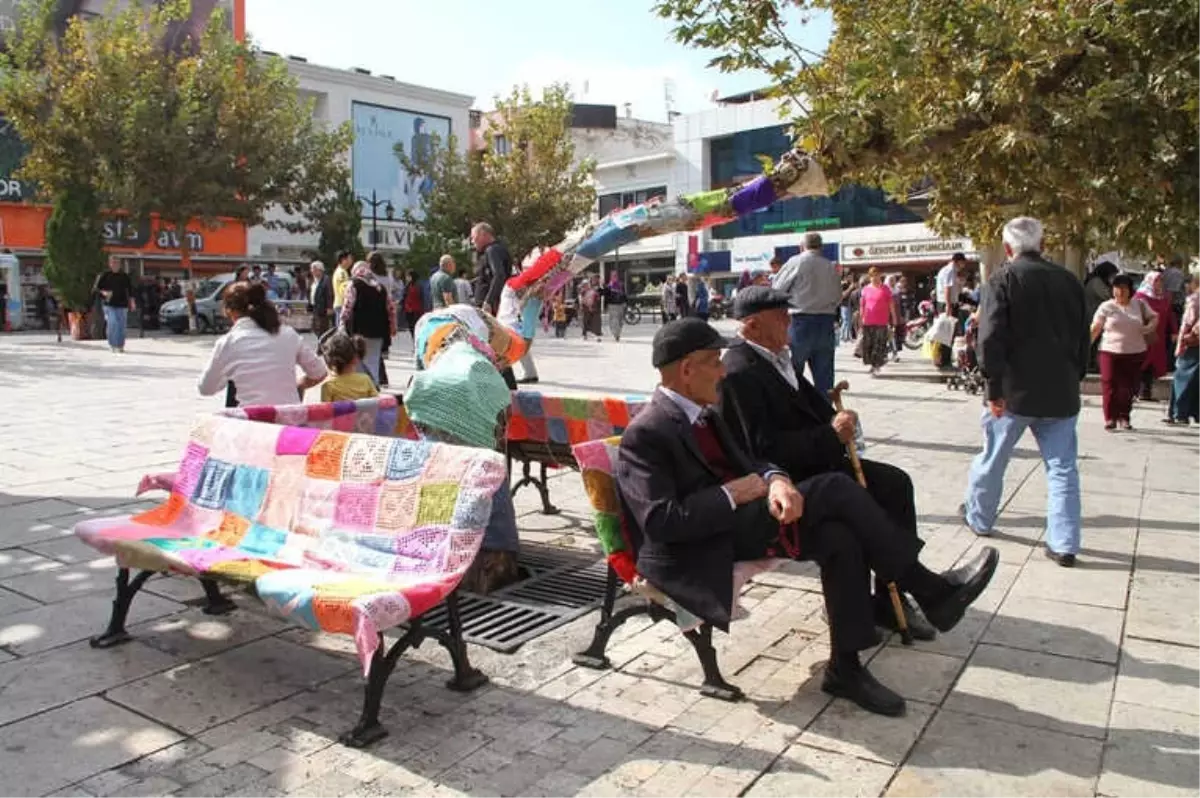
[247,58,474,265]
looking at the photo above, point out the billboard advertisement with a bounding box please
[351,101,451,223]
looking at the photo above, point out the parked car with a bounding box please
[159,273,304,334]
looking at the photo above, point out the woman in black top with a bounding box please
[340,261,394,385]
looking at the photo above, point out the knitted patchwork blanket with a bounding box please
[77,415,507,673]
[508,391,649,447]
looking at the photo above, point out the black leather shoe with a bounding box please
[517,376,539,384]
[875,593,937,641]
[1044,546,1077,568]
[821,663,906,717]
[920,547,1000,632]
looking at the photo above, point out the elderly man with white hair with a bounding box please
[308,260,333,338]
[961,216,1091,567]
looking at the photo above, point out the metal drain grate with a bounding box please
[419,543,608,653]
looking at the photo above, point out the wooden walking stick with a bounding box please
[829,380,914,646]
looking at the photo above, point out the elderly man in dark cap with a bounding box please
[615,316,999,717]
[716,286,938,639]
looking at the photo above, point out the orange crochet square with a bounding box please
[311,593,358,635]
[207,513,250,547]
[132,493,187,527]
[603,398,630,427]
[566,419,589,444]
[305,431,350,480]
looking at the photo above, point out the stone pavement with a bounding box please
[0,322,1196,797]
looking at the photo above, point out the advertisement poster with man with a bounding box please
[351,101,451,224]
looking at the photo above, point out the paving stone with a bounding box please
[1006,556,1132,610]
[0,584,40,617]
[799,698,936,766]
[0,499,87,546]
[1126,572,1200,647]
[174,762,269,797]
[3,558,122,604]
[26,535,116,566]
[887,709,1103,797]
[866,645,964,704]
[0,638,177,726]
[106,636,352,734]
[0,547,62,580]
[743,743,895,797]
[129,608,291,660]
[1113,637,1200,714]
[984,593,1124,663]
[0,697,181,796]
[1097,701,1200,798]
[0,591,183,656]
[945,643,1116,739]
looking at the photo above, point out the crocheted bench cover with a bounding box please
[77,415,507,673]
[221,395,420,440]
[508,391,649,447]
[572,435,784,631]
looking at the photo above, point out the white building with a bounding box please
[669,92,977,293]
[247,57,474,264]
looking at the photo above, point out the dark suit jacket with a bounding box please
[311,275,333,316]
[615,390,774,630]
[717,340,846,481]
[978,252,1089,417]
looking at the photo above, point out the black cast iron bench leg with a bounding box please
[340,591,487,749]
[199,578,237,615]
[572,565,675,670]
[90,568,156,649]
[507,454,560,515]
[684,625,744,702]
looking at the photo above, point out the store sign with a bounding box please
[99,217,204,251]
[730,238,776,273]
[841,237,974,263]
[362,223,415,252]
[761,216,840,234]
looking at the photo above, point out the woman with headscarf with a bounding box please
[603,271,627,342]
[340,260,396,384]
[1135,271,1177,400]
[1084,262,1119,373]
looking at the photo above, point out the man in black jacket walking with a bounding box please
[963,216,1090,567]
[716,286,936,639]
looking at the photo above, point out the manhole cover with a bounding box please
[420,543,607,653]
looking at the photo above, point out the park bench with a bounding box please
[570,435,787,701]
[74,414,507,748]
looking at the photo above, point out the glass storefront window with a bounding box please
[708,125,920,239]
[598,185,667,217]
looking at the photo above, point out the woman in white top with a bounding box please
[198,281,327,407]
[1090,273,1158,431]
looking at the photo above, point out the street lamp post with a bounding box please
[357,190,396,248]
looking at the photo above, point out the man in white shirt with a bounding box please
[935,253,966,314]
[771,232,842,395]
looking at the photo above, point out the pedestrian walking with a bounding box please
[1091,273,1158,431]
[1165,274,1200,425]
[963,217,1090,567]
[552,293,568,337]
[470,222,512,317]
[693,277,710,321]
[401,270,423,341]
[340,260,395,385]
[933,253,967,368]
[660,276,675,323]
[674,275,690,320]
[331,250,352,321]
[430,254,457,310]
[580,276,602,341]
[772,232,841,396]
[858,268,896,375]
[367,251,395,386]
[604,271,627,341]
[93,256,135,353]
[1135,271,1176,399]
[309,261,333,338]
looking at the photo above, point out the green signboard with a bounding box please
[761,217,840,234]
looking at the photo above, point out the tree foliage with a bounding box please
[655,0,1199,254]
[43,186,106,311]
[396,84,596,273]
[311,182,366,267]
[0,0,353,260]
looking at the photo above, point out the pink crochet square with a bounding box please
[331,414,355,432]
[334,483,381,532]
[293,477,339,537]
[175,442,209,500]
[276,426,322,456]
[259,456,307,531]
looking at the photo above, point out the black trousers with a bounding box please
[845,458,921,596]
[734,471,921,654]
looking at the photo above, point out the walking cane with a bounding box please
[829,380,914,646]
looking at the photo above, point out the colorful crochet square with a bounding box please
[507,391,649,445]
[75,415,508,674]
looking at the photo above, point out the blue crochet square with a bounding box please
[226,465,270,521]
[239,524,289,557]
[192,458,235,509]
[375,405,398,435]
[515,391,545,418]
[385,440,432,481]
[547,417,569,444]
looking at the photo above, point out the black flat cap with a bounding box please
[732,286,791,320]
[652,317,734,368]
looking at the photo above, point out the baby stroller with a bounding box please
[946,313,984,394]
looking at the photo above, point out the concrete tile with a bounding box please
[3,558,120,604]
[1126,573,1200,647]
[141,574,207,604]
[945,643,1115,739]
[1006,556,1131,610]
[0,499,88,546]
[0,591,182,656]
[985,594,1123,663]
[799,698,935,766]
[27,535,115,566]
[1097,701,1200,798]
[0,638,177,726]
[866,646,965,704]
[128,608,290,660]
[0,697,181,796]
[0,547,62,580]
[106,636,353,734]
[1113,638,1200,715]
[744,743,895,796]
[887,709,1103,797]
[1133,531,1200,578]
[0,584,40,617]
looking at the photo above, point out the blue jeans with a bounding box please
[1170,347,1199,421]
[483,480,520,552]
[839,306,853,342]
[964,409,1081,555]
[789,313,837,397]
[102,306,127,350]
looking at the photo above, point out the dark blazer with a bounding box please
[615,390,775,630]
[311,274,333,316]
[717,340,846,481]
[978,253,1089,418]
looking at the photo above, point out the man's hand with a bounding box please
[831,410,858,443]
[767,477,805,524]
[988,398,1006,418]
[724,474,768,505]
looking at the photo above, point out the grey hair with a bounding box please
[472,222,494,236]
[309,260,325,272]
[803,232,823,250]
[1002,217,1044,255]
[439,254,454,268]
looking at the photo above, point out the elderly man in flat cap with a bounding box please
[615,317,998,718]
[716,286,936,640]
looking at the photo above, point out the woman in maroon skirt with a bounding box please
[1091,274,1158,431]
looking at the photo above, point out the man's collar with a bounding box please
[656,385,705,424]
[739,336,790,361]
